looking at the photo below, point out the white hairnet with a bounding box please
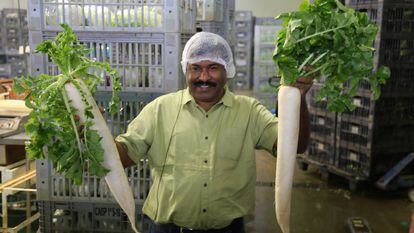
[181,32,235,78]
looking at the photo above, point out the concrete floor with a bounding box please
[248,150,413,233]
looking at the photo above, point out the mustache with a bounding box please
[193,81,217,87]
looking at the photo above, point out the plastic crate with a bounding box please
[235,40,252,49]
[2,9,27,28]
[336,144,370,179]
[254,62,276,79]
[231,68,252,90]
[306,139,336,165]
[254,24,282,45]
[196,0,224,21]
[29,30,192,93]
[28,0,196,34]
[254,17,279,26]
[337,117,372,149]
[381,38,414,64]
[0,64,12,77]
[234,31,252,40]
[234,11,253,22]
[253,78,277,94]
[36,92,160,203]
[254,92,276,111]
[196,21,227,39]
[255,45,275,62]
[38,201,146,233]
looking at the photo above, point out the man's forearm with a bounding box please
[115,141,136,168]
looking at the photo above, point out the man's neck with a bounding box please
[197,101,216,112]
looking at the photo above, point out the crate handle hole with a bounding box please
[36,68,40,71]
[33,8,36,12]
[41,181,45,184]
[41,162,44,166]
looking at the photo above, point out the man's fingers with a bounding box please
[297,76,313,84]
[74,114,80,121]
[99,107,105,114]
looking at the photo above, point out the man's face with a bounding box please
[186,60,228,104]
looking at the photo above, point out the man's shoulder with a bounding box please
[147,90,183,109]
[232,93,260,106]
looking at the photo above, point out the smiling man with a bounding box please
[114,32,312,233]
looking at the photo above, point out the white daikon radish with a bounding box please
[275,86,301,233]
[65,81,140,233]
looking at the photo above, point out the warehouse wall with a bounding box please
[235,0,303,17]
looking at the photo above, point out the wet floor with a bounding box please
[248,150,413,233]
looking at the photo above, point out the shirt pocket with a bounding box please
[169,130,202,170]
[215,128,244,170]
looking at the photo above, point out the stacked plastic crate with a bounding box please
[0,9,29,78]
[299,84,338,168]
[253,18,282,111]
[29,0,196,93]
[195,0,235,46]
[301,0,414,189]
[230,11,254,91]
[28,1,196,232]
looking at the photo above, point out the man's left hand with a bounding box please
[289,76,313,96]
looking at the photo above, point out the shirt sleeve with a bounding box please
[252,101,278,155]
[115,101,156,164]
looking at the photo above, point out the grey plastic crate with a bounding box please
[2,9,27,28]
[254,62,277,79]
[38,201,147,233]
[254,24,282,45]
[235,11,253,22]
[28,0,196,34]
[36,91,160,203]
[29,30,192,93]
[254,17,279,26]
[254,92,276,111]
[196,0,224,21]
[231,67,252,90]
[0,64,12,77]
[196,21,227,39]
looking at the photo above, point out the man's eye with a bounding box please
[191,67,200,72]
[209,66,219,70]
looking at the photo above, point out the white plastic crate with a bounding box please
[36,92,158,203]
[196,0,224,21]
[29,30,191,92]
[254,24,282,45]
[28,0,196,34]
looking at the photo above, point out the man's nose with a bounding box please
[199,68,210,81]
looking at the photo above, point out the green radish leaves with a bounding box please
[14,24,120,184]
[273,0,390,112]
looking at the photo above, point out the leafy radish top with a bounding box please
[14,24,121,184]
[273,0,390,112]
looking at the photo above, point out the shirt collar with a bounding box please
[182,86,234,108]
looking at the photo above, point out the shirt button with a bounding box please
[205,136,208,140]
[204,160,208,164]
[203,209,207,213]
[204,183,207,187]
[206,114,208,118]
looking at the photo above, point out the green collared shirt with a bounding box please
[116,88,278,230]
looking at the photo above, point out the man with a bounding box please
[115,32,312,233]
